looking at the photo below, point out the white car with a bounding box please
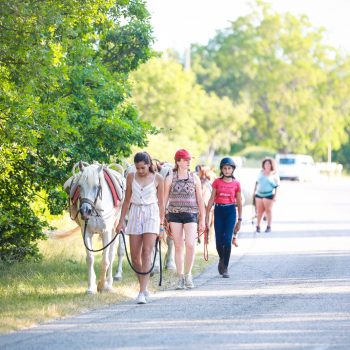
[276,154,318,181]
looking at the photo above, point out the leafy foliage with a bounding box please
[130,55,248,163]
[0,0,154,262]
[191,0,350,159]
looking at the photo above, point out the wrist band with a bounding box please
[238,218,242,221]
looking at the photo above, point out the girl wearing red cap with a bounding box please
[164,149,206,289]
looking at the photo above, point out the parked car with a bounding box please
[276,154,318,181]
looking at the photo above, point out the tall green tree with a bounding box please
[192,0,350,158]
[0,0,154,262]
[130,56,248,163]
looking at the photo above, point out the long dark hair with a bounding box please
[134,152,155,173]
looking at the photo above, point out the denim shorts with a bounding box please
[167,212,198,224]
[255,194,274,200]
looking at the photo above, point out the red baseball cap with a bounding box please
[174,149,192,160]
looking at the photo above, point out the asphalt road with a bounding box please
[1,174,350,350]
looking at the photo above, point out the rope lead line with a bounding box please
[83,220,119,253]
[82,221,163,286]
[119,230,159,276]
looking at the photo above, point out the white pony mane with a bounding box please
[78,164,102,188]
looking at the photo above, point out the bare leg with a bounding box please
[129,235,143,285]
[183,222,197,274]
[170,222,185,277]
[255,197,265,228]
[262,198,273,227]
[139,233,157,292]
[129,234,157,293]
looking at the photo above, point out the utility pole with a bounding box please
[184,45,191,71]
[327,143,332,164]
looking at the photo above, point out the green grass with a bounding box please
[0,230,216,334]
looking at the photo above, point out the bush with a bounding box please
[238,146,277,160]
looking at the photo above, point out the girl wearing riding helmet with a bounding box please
[164,149,206,290]
[206,157,242,278]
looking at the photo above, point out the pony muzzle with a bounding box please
[80,203,92,220]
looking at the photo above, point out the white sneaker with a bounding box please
[184,274,194,289]
[143,290,150,300]
[176,277,185,290]
[136,292,147,304]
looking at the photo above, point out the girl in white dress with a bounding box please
[115,152,164,304]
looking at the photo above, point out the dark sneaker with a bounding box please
[222,268,230,278]
[256,226,261,233]
[265,226,271,233]
[218,258,224,275]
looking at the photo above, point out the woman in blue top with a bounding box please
[253,157,280,233]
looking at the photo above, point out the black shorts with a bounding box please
[167,212,198,224]
[255,194,274,200]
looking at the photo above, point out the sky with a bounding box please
[146,0,350,54]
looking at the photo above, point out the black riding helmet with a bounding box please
[220,157,236,179]
[220,157,236,169]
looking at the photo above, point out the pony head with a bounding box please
[77,163,103,220]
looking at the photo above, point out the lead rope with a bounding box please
[82,221,162,286]
[119,230,162,286]
[158,239,162,286]
[203,227,209,261]
[83,220,120,252]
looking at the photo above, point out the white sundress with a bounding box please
[126,173,160,235]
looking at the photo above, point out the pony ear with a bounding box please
[79,161,85,172]
[97,164,103,174]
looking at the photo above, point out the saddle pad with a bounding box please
[103,169,120,207]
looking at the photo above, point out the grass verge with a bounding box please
[0,230,216,334]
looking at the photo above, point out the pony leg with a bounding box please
[97,232,112,293]
[84,233,97,294]
[152,246,160,274]
[105,232,116,291]
[165,236,176,270]
[113,234,124,281]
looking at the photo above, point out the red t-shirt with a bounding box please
[212,178,241,204]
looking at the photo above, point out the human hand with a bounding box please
[234,221,241,233]
[115,221,124,233]
[159,225,165,239]
[199,220,205,233]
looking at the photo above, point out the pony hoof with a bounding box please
[97,281,105,293]
[113,276,122,281]
[86,289,97,294]
[166,264,176,271]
